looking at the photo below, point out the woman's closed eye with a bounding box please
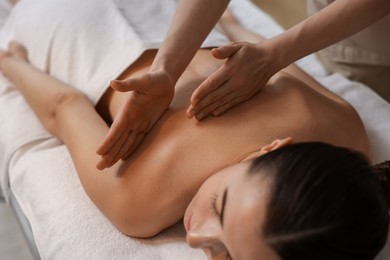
[210,194,219,216]
[225,250,233,260]
[209,193,233,260]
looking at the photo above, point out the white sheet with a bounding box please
[0,0,11,28]
[0,0,389,259]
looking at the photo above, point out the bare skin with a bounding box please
[97,0,390,168]
[0,14,370,239]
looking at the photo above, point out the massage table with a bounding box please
[0,0,389,259]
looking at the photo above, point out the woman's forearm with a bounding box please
[267,0,390,69]
[0,52,87,137]
[150,0,230,84]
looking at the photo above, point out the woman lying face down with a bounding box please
[0,12,388,260]
[1,43,389,260]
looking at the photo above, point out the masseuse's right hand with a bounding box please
[96,70,174,170]
[187,41,280,121]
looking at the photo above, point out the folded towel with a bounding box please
[0,76,51,201]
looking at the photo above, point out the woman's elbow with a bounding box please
[115,213,165,238]
[107,195,181,238]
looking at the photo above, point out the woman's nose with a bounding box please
[187,229,220,248]
[187,226,224,253]
[187,230,229,259]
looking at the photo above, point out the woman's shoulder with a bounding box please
[265,69,371,158]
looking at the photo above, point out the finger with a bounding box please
[97,153,116,171]
[186,104,195,118]
[110,76,147,93]
[96,104,132,155]
[96,120,124,156]
[97,129,129,169]
[190,66,229,107]
[123,133,145,159]
[116,131,137,161]
[194,90,238,121]
[96,125,126,156]
[211,43,240,60]
[96,150,115,170]
[212,95,249,117]
[105,130,131,168]
[191,80,235,118]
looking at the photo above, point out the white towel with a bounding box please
[0,77,51,202]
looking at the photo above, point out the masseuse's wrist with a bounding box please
[151,68,176,91]
[256,39,288,78]
[144,68,176,109]
[150,59,179,88]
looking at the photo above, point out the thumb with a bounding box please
[110,78,143,93]
[211,43,240,59]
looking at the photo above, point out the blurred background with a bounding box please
[0,1,307,259]
[253,0,306,29]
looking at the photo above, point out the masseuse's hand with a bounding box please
[96,70,174,170]
[187,41,278,120]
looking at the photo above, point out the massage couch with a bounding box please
[0,0,390,259]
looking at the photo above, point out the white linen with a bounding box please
[0,0,11,28]
[0,0,389,259]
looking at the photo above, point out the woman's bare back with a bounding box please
[96,48,370,233]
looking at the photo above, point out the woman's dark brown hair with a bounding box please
[249,142,389,260]
[374,160,390,207]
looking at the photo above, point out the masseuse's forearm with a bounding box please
[267,0,390,69]
[151,0,230,84]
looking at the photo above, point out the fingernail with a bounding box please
[110,80,120,87]
[96,162,103,170]
[187,110,193,118]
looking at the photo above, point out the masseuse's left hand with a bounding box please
[96,70,174,170]
[187,41,279,120]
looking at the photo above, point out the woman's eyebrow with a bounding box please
[220,188,228,227]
